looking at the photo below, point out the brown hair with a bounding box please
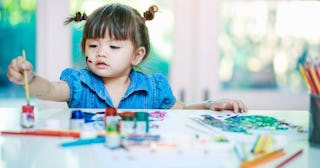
[65,3,158,62]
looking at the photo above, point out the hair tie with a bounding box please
[64,12,87,25]
[143,5,158,21]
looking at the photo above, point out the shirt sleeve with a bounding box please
[60,68,82,107]
[153,74,176,109]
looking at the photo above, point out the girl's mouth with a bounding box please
[95,62,109,68]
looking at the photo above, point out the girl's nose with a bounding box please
[97,51,104,57]
[97,47,106,57]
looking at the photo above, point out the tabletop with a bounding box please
[0,108,319,168]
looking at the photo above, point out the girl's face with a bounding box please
[85,31,144,78]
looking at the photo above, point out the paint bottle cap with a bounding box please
[22,105,34,112]
[120,112,135,121]
[106,108,117,116]
[71,110,83,119]
[135,112,149,121]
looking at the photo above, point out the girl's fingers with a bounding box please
[226,100,247,113]
[17,56,31,71]
[209,99,248,113]
[214,107,223,111]
[7,66,24,84]
[229,101,238,113]
[238,100,248,113]
[233,100,247,113]
[10,58,19,72]
[12,56,32,71]
[7,56,32,85]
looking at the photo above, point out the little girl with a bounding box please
[7,3,247,113]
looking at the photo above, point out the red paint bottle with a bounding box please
[104,108,119,131]
[21,105,35,128]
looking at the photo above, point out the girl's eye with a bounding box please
[89,44,97,48]
[110,45,120,49]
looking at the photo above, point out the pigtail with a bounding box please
[143,5,158,21]
[64,11,88,25]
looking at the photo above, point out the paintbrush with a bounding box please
[22,49,30,105]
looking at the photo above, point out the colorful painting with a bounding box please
[194,114,306,134]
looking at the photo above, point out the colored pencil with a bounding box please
[256,134,273,154]
[263,135,272,153]
[253,135,264,154]
[251,135,261,153]
[299,64,311,90]
[241,148,285,168]
[308,65,320,93]
[234,143,246,161]
[1,130,80,138]
[22,49,30,105]
[255,135,266,154]
[315,64,320,84]
[304,66,318,94]
[275,149,303,168]
[61,136,105,147]
[299,64,311,91]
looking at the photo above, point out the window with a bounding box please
[219,0,320,93]
[171,0,309,110]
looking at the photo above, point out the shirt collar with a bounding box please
[79,69,149,100]
[79,69,108,102]
[123,69,149,98]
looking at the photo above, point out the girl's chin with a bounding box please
[88,66,108,71]
[89,69,111,76]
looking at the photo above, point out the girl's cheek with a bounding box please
[86,48,98,56]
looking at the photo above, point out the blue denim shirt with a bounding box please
[60,68,176,109]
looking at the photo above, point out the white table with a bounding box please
[0,108,319,168]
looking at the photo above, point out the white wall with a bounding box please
[36,0,70,108]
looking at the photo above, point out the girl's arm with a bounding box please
[171,99,247,113]
[7,56,70,102]
[28,76,70,101]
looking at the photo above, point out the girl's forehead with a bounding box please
[86,30,129,41]
[86,26,130,40]
[93,28,113,39]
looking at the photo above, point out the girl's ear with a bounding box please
[132,47,146,66]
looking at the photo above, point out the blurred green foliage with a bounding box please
[0,0,36,97]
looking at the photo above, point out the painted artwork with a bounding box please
[192,114,306,134]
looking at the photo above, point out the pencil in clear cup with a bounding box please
[309,94,320,147]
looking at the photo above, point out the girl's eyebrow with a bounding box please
[104,39,125,43]
[86,39,99,42]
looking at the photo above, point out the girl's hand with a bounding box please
[208,99,247,113]
[7,56,35,85]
